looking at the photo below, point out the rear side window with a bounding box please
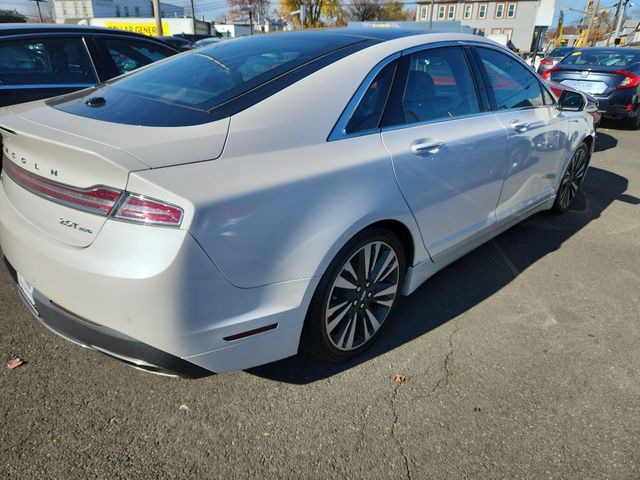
[345,61,396,134]
[477,47,544,110]
[386,46,481,126]
[96,37,175,75]
[0,37,96,85]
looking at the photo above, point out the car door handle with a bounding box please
[511,121,530,133]
[410,141,445,155]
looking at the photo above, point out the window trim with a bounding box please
[506,2,517,18]
[447,4,456,19]
[437,5,446,19]
[477,3,487,19]
[463,3,473,20]
[419,5,428,20]
[495,3,505,19]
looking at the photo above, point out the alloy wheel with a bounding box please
[557,147,588,210]
[324,241,400,351]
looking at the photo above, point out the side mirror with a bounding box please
[558,90,586,112]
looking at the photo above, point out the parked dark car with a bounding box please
[542,47,640,129]
[158,35,192,51]
[537,46,576,74]
[0,23,179,107]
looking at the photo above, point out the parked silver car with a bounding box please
[0,30,595,375]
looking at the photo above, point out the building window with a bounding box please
[447,4,456,19]
[115,5,120,16]
[438,5,446,20]
[419,5,428,20]
[478,3,487,19]
[124,5,129,16]
[463,3,473,19]
[507,2,516,18]
[491,28,501,35]
[502,28,513,40]
[134,6,140,16]
[495,3,505,19]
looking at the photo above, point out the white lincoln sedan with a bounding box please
[0,29,594,375]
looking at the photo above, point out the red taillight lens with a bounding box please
[541,67,559,80]
[114,193,183,227]
[540,58,554,65]
[3,159,122,216]
[613,70,640,90]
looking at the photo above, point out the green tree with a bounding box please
[280,0,341,27]
[379,0,413,21]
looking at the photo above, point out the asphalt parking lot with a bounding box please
[1,121,639,480]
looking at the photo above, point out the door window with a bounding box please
[0,37,96,86]
[476,47,544,110]
[385,47,481,126]
[97,38,175,75]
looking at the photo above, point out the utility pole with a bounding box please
[429,0,434,30]
[190,0,197,38]
[584,0,601,47]
[614,0,630,44]
[607,0,623,46]
[151,0,163,35]
[29,0,45,22]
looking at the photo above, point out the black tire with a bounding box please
[301,228,406,363]
[623,111,640,130]
[551,142,590,215]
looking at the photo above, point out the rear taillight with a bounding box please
[114,194,183,227]
[3,160,183,227]
[613,70,640,90]
[540,58,554,65]
[541,67,559,80]
[3,159,121,215]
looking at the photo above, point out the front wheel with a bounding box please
[301,229,406,362]
[551,142,589,214]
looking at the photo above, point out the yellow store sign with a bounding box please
[103,21,170,36]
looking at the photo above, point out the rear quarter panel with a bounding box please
[126,39,442,288]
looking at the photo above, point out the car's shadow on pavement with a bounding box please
[593,131,618,152]
[247,165,637,385]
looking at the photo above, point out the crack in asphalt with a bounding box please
[430,321,460,398]
[390,381,412,480]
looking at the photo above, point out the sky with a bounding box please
[1,0,636,25]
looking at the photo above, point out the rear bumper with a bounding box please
[4,257,209,377]
[0,177,318,374]
[595,92,638,118]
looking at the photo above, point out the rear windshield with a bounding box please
[548,47,574,57]
[560,50,640,67]
[51,32,370,126]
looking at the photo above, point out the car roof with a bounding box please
[0,22,160,40]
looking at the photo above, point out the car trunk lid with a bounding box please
[550,65,630,96]
[0,107,148,247]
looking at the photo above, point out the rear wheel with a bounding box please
[623,111,640,130]
[551,142,589,214]
[301,229,406,362]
